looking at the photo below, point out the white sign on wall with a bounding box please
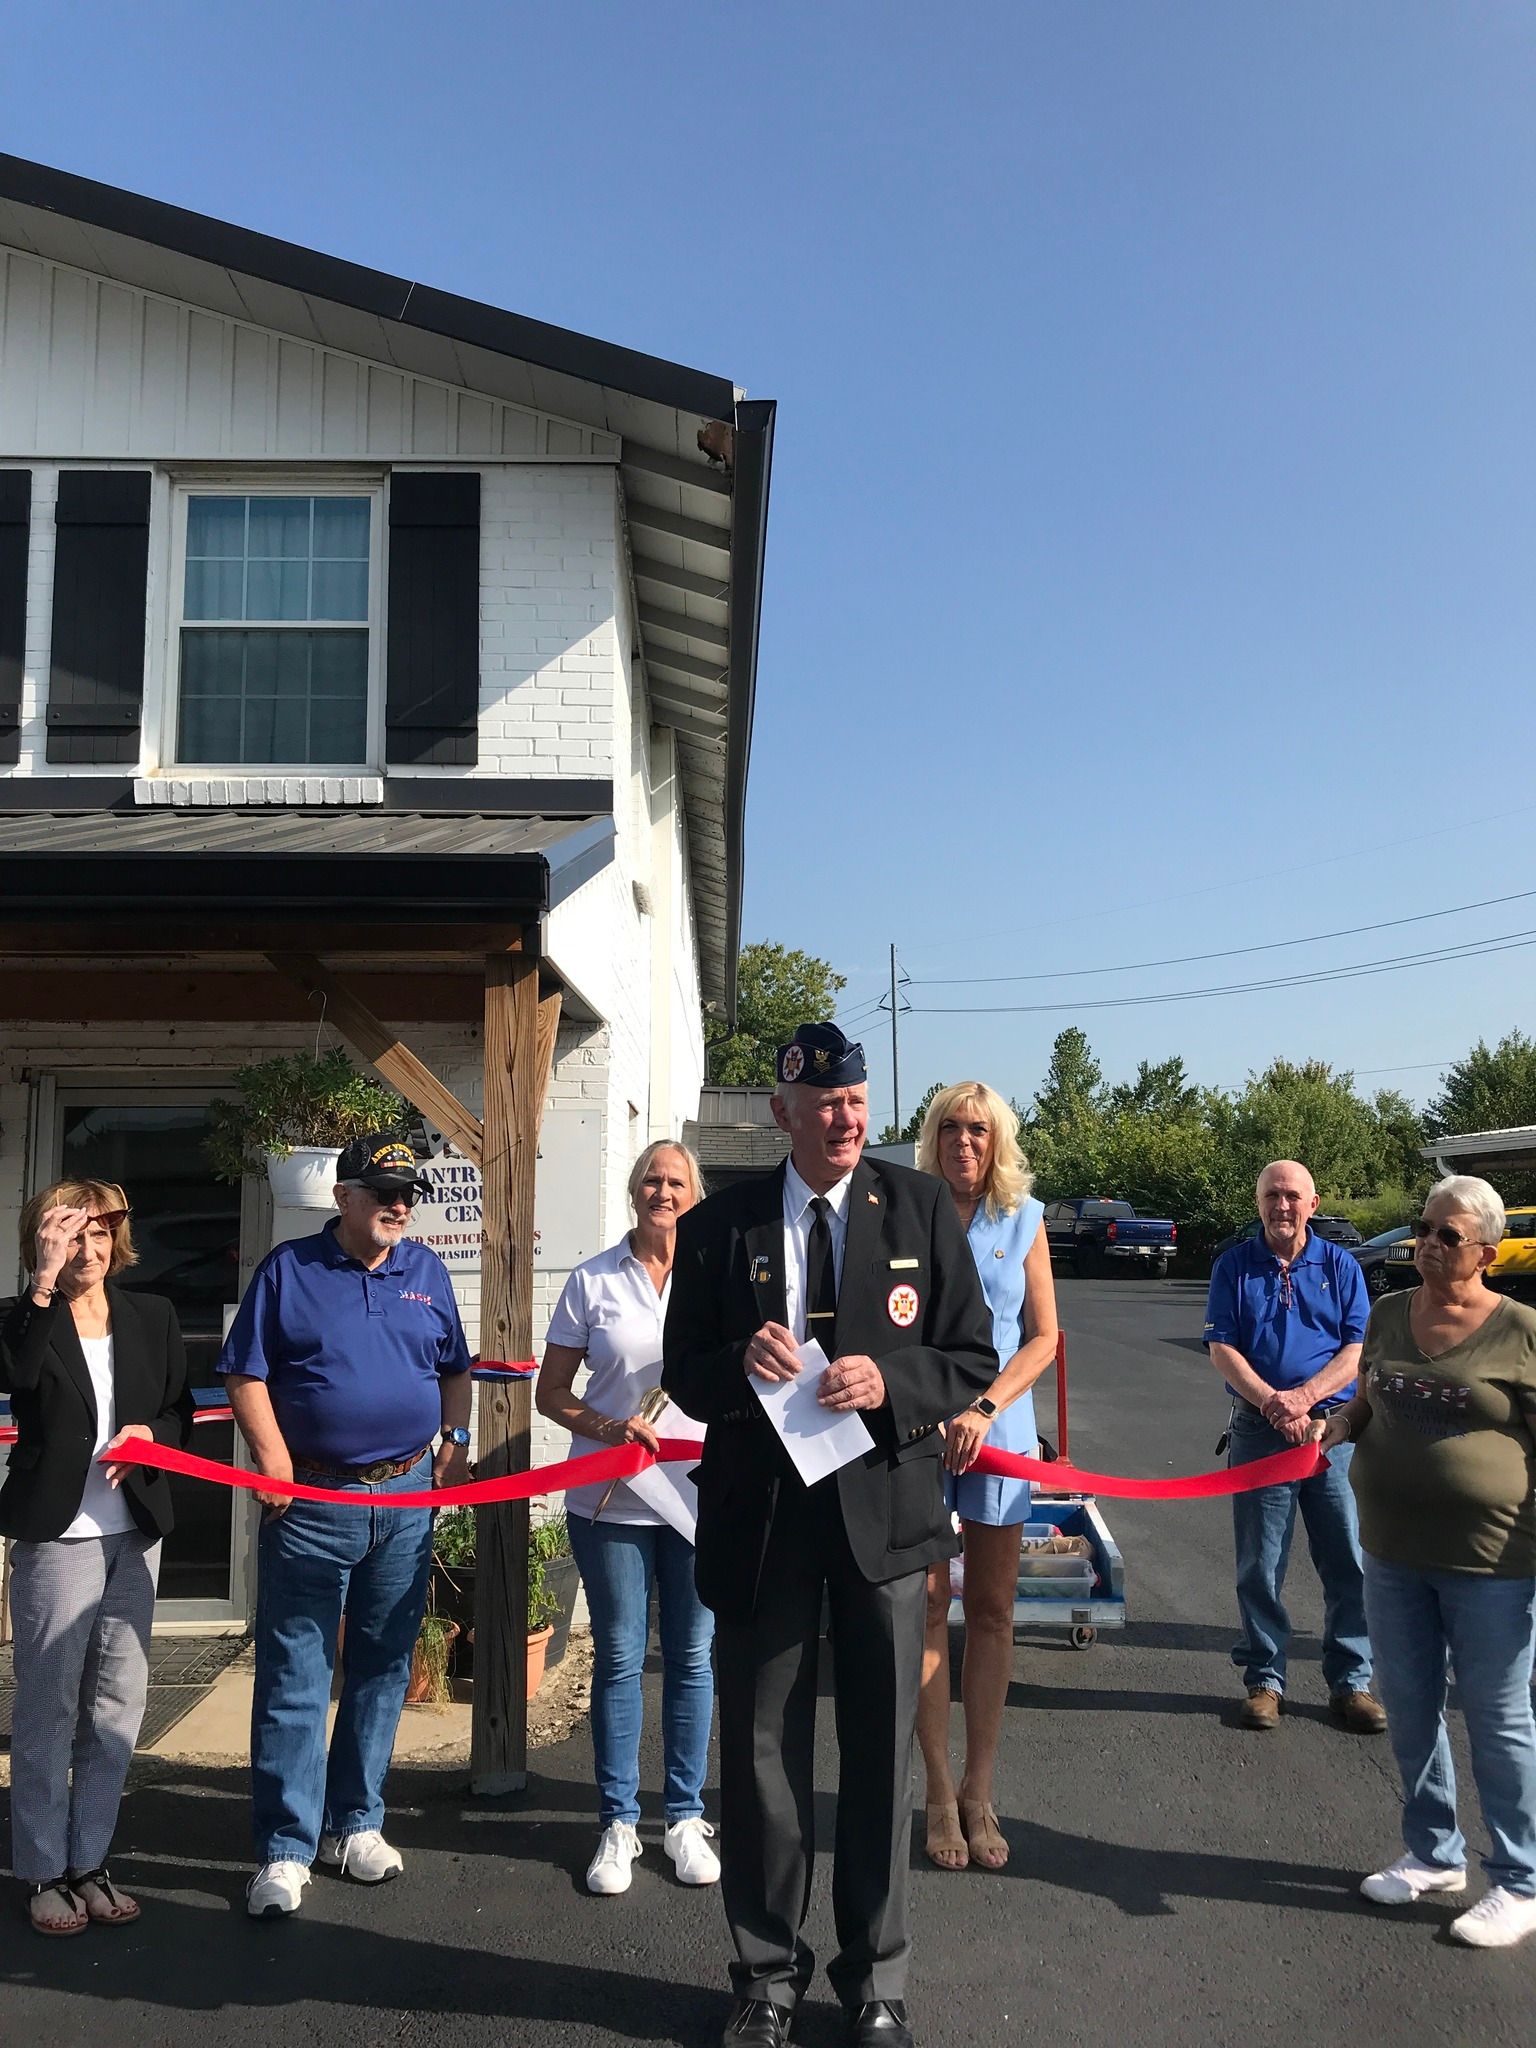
[408,1110,603,1274]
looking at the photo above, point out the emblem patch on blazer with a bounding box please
[887,1283,919,1328]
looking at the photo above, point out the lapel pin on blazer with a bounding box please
[867,1191,879,1205]
[749,1254,772,1284]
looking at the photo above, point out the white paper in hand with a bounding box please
[752,1339,874,1486]
[626,1456,700,1543]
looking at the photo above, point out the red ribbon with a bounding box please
[97,1431,1322,1507]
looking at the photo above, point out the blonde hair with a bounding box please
[19,1179,139,1278]
[626,1139,704,1214]
[917,1082,1033,1218]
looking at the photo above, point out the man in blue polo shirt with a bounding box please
[219,1132,472,1917]
[1204,1158,1386,1735]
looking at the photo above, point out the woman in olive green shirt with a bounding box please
[1317,1174,1536,1949]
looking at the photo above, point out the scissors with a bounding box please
[591,1383,671,1521]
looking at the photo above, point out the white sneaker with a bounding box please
[1450,1886,1536,1948]
[664,1817,721,1886]
[317,1829,404,1883]
[246,1861,311,1917]
[586,1821,642,1895]
[1360,1854,1468,1906]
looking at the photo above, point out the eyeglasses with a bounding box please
[346,1183,421,1209]
[1413,1220,1491,1249]
[81,1210,129,1233]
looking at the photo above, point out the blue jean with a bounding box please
[1364,1553,1536,1894]
[250,1453,434,1865]
[566,1512,715,1827]
[1228,1406,1371,1695]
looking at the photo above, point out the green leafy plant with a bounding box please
[527,1510,570,1632]
[205,1048,404,1183]
[432,1506,476,1569]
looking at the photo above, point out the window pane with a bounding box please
[246,558,309,622]
[184,558,244,621]
[247,497,311,560]
[310,560,368,620]
[181,629,245,697]
[178,628,367,765]
[178,690,242,763]
[312,497,370,560]
[186,497,245,559]
[309,696,367,761]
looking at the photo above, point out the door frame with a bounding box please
[29,1075,256,1633]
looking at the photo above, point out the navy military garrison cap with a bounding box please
[776,1021,867,1089]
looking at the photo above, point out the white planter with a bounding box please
[265,1147,342,1208]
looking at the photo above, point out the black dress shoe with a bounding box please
[845,2002,914,2047]
[722,1997,795,2046]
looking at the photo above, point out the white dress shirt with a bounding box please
[782,1157,853,1346]
[61,1334,137,1540]
[545,1235,701,1524]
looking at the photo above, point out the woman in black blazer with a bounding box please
[2,1179,193,1936]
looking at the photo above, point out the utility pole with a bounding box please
[889,941,901,1138]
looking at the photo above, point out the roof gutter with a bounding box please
[721,398,776,1026]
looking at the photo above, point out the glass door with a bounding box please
[53,1094,244,1621]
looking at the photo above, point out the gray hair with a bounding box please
[1424,1173,1505,1247]
[627,1138,704,1213]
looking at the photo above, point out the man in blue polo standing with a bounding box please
[1204,1158,1387,1735]
[220,1132,472,1917]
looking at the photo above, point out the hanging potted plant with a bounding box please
[205,1048,405,1207]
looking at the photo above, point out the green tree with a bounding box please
[877,1080,944,1147]
[1105,1055,1200,1120]
[1030,1027,1105,1129]
[705,943,848,1086]
[1426,1032,1536,1137]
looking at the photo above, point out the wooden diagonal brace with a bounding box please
[265,951,486,1167]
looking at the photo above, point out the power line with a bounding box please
[906,888,1536,988]
[898,801,1536,966]
[906,926,1536,1015]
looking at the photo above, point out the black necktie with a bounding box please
[806,1195,837,1353]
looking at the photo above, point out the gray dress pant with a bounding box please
[7,1529,160,1882]
[713,1478,926,2011]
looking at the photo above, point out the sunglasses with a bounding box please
[79,1209,129,1233]
[1413,1220,1489,1249]
[351,1184,422,1209]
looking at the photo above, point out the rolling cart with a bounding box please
[947,1330,1127,1649]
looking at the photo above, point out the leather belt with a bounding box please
[292,1446,429,1484]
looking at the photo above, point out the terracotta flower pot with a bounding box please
[405,1618,460,1704]
[526,1624,555,1699]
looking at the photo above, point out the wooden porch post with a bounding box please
[471,952,560,1793]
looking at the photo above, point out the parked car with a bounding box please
[1488,1206,1536,1295]
[1351,1224,1414,1299]
[1044,1198,1177,1278]
[1212,1213,1367,1266]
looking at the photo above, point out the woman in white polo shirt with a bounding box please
[536,1139,717,1898]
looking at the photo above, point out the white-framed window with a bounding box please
[168,482,384,768]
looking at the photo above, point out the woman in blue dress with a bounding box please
[914,1082,1060,1873]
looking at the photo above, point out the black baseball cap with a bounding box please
[335,1132,433,1199]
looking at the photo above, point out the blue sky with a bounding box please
[6,3,1533,1122]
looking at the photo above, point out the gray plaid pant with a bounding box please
[7,1529,160,1882]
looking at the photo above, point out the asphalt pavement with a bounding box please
[4,1278,1531,2046]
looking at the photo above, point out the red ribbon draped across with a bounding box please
[99,1432,1322,1507]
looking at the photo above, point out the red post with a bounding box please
[1054,1329,1069,1463]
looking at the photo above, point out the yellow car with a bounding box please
[1489,1207,1536,1287]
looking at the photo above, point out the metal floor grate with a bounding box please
[0,1632,249,1751]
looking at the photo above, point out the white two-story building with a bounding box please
[0,154,774,1630]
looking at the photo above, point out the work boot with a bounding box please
[1330,1688,1388,1734]
[1240,1687,1281,1730]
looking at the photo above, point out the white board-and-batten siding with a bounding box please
[0,247,621,464]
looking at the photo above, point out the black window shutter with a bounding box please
[386,471,480,766]
[0,469,29,768]
[47,470,152,766]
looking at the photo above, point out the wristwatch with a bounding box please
[968,1396,999,1419]
[440,1426,471,1447]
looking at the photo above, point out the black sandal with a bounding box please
[67,1866,140,1926]
[29,1878,87,1937]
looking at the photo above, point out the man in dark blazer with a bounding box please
[663,1023,996,2048]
